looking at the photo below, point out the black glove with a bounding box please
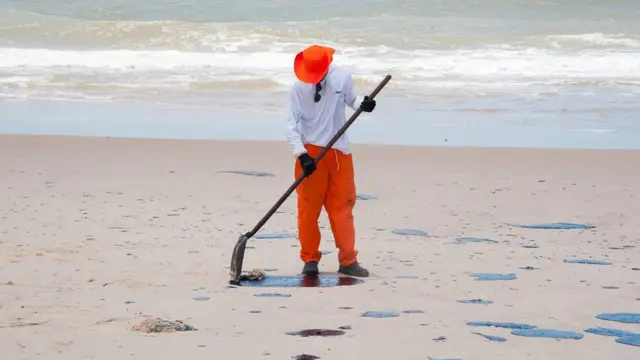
[360,96,376,113]
[298,153,316,177]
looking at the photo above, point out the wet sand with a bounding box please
[1,134,639,359]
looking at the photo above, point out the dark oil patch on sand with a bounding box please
[472,332,507,342]
[455,237,498,244]
[584,327,637,337]
[391,229,428,237]
[356,194,378,200]
[467,321,536,330]
[616,335,640,347]
[471,273,517,281]
[254,233,296,239]
[457,299,493,304]
[362,311,400,318]
[238,275,364,288]
[218,170,275,177]
[507,222,595,230]
[292,355,320,360]
[595,312,640,324]
[564,259,612,265]
[609,245,635,250]
[286,329,345,337]
[254,292,292,298]
[511,328,584,340]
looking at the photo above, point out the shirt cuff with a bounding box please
[293,144,307,157]
[350,95,363,110]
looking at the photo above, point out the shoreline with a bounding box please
[2,98,639,151]
[4,132,640,154]
[6,133,640,153]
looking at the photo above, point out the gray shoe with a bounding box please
[338,262,369,277]
[302,261,319,276]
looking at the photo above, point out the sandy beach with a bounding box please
[0,134,639,360]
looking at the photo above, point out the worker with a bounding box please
[284,44,376,277]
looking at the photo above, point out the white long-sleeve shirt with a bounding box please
[284,64,363,157]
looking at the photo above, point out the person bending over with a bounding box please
[284,44,376,277]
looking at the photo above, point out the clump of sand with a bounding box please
[238,268,266,281]
[131,318,197,333]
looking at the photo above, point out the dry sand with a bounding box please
[0,134,639,360]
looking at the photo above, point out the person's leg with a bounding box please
[324,149,369,277]
[295,144,329,275]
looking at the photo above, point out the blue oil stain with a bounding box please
[432,336,447,341]
[507,222,595,230]
[457,299,494,304]
[455,237,498,244]
[402,310,425,314]
[218,170,275,177]
[595,312,640,324]
[471,273,517,281]
[601,285,619,289]
[616,335,640,347]
[467,321,536,330]
[239,275,364,288]
[356,194,377,200]
[263,268,279,272]
[192,296,210,301]
[124,300,136,304]
[521,244,539,248]
[472,332,507,342]
[511,328,584,340]
[391,229,428,237]
[362,311,400,318]
[584,327,637,337]
[254,233,296,239]
[564,259,612,265]
[396,275,420,279]
[254,292,292,298]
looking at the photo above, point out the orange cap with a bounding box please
[293,45,336,84]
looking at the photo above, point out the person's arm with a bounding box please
[284,86,307,157]
[344,72,363,111]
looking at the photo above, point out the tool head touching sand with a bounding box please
[228,74,392,285]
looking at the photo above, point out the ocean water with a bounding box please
[1,0,639,148]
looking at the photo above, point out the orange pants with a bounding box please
[294,144,358,267]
